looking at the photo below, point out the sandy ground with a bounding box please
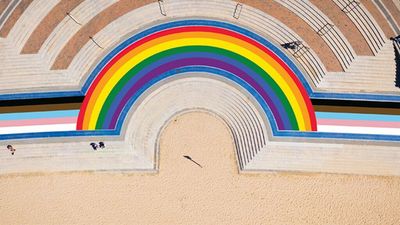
[0,112,399,225]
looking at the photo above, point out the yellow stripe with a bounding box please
[87,37,307,130]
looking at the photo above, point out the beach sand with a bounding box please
[0,112,399,224]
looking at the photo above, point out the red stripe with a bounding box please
[77,25,316,130]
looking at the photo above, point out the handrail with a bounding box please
[304,0,355,66]
[275,0,355,70]
[242,5,326,86]
[281,40,323,86]
[317,23,334,36]
[158,0,166,16]
[233,3,242,19]
[341,0,360,13]
[335,0,385,55]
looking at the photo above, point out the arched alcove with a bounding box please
[121,73,270,170]
[157,111,238,174]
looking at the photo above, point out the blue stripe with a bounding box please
[0,91,83,101]
[0,19,400,103]
[0,19,400,142]
[102,52,291,130]
[316,112,400,122]
[81,19,313,94]
[0,110,79,120]
[276,130,400,141]
[114,66,278,135]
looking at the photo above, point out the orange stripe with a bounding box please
[84,31,311,130]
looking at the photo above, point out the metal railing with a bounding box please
[336,0,385,54]
[341,0,360,13]
[276,0,355,70]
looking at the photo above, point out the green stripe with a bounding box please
[96,46,298,130]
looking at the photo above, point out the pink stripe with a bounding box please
[317,119,400,128]
[0,117,77,127]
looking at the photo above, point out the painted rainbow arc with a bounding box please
[77,20,317,132]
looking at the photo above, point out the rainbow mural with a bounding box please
[0,20,400,141]
[77,20,317,132]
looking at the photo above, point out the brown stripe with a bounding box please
[0,0,33,38]
[21,0,84,54]
[0,103,81,113]
[51,0,153,70]
[314,105,400,115]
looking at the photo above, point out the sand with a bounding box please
[0,112,399,225]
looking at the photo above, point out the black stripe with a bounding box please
[0,96,84,107]
[311,98,400,109]
[1,96,400,110]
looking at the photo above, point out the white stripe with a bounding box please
[2,124,400,136]
[0,123,76,134]
[317,125,400,136]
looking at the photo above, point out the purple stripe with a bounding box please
[103,52,291,129]
[104,57,288,130]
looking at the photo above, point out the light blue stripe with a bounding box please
[1,19,400,142]
[0,110,79,121]
[316,112,400,122]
